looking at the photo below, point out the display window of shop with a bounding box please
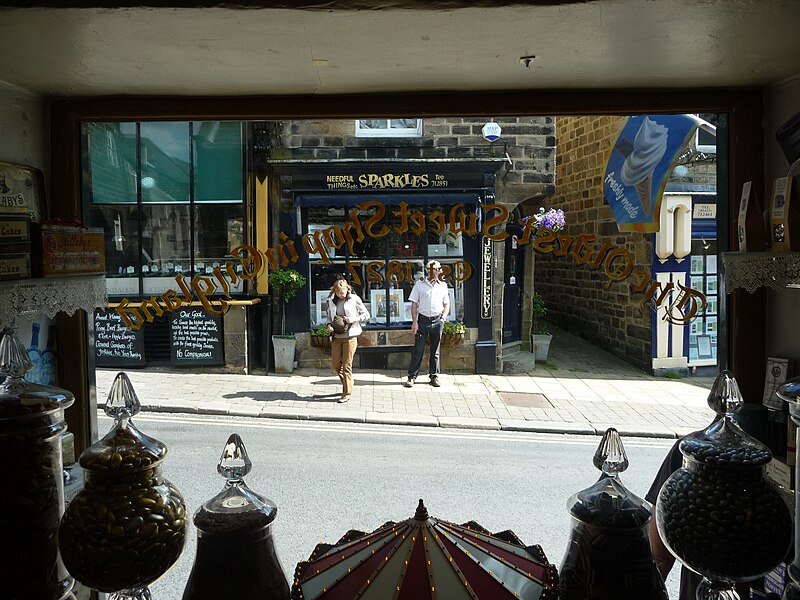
[354,119,422,137]
[81,121,246,297]
[688,238,718,364]
[305,201,468,328]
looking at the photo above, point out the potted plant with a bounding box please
[310,325,332,352]
[441,321,466,346]
[268,268,307,373]
[530,292,553,362]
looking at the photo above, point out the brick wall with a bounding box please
[532,115,653,370]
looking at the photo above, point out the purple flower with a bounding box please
[525,207,566,232]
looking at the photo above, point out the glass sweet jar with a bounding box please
[182,433,290,600]
[560,427,668,599]
[0,325,75,600]
[58,372,187,600]
[656,371,792,600]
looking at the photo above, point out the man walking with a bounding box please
[404,259,450,388]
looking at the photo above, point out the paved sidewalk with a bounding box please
[95,327,718,439]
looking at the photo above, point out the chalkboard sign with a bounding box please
[169,308,224,365]
[94,308,145,367]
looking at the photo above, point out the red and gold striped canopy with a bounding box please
[292,500,558,600]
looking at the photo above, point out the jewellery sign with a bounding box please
[114,200,706,330]
[604,114,702,232]
[481,236,493,319]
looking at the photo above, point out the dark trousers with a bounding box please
[407,315,443,379]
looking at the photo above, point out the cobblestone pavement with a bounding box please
[95,326,717,439]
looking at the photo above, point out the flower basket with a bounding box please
[441,332,464,347]
[310,326,331,353]
[311,335,331,352]
[440,322,466,346]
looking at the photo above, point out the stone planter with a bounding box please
[531,333,553,362]
[272,335,296,373]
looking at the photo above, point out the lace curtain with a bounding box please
[0,275,107,322]
[721,252,800,293]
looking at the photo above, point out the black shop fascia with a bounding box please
[269,159,507,338]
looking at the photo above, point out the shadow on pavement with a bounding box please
[221,391,337,403]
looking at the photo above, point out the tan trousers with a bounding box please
[331,337,358,397]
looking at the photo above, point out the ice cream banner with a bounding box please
[603,114,701,232]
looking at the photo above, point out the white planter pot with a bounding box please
[532,333,553,362]
[272,335,296,373]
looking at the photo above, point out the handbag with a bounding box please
[331,315,350,334]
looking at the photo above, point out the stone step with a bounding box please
[500,349,537,374]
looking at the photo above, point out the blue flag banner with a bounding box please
[603,114,701,232]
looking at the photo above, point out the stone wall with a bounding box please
[532,115,653,370]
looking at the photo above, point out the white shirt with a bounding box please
[408,278,450,318]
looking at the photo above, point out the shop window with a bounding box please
[84,122,137,204]
[82,121,245,297]
[687,239,718,364]
[140,122,191,202]
[354,119,422,138]
[306,203,468,328]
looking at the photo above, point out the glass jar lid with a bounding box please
[0,325,74,421]
[680,370,772,467]
[78,372,166,473]
[193,433,278,536]
[567,427,652,528]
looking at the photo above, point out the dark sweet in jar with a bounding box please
[657,461,791,580]
[58,464,187,592]
[681,438,772,466]
[0,423,73,598]
[560,520,668,600]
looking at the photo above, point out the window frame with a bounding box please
[354,119,423,138]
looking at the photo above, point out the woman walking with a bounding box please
[326,278,370,403]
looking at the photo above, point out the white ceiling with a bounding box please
[0,1,799,98]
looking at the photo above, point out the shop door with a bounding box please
[502,234,525,344]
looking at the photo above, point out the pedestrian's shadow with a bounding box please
[222,391,341,403]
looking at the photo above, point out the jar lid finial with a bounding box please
[218,433,252,483]
[105,372,141,420]
[593,427,629,475]
[0,325,33,379]
[707,370,743,417]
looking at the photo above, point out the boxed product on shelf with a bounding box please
[0,215,32,280]
[0,161,44,223]
[38,223,105,276]
[0,214,31,244]
[0,247,31,280]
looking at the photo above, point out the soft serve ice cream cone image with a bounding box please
[620,117,668,215]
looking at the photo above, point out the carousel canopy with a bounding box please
[292,499,558,600]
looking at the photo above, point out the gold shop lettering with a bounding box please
[115,246,262,330]
[634,279,708,324]
[115,199,707,329]
[357,173,430,188]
